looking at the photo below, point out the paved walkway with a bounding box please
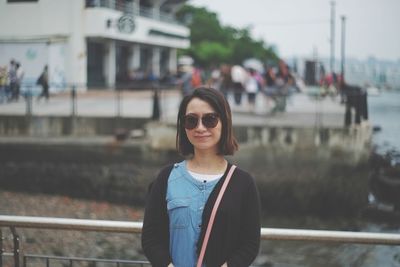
[0,89,346,128]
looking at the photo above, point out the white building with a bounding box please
[0,0,190,90]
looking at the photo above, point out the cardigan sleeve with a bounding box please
[141,166,173,267]
[227,174,261,267]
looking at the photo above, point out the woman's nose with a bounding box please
[195,119,207,130]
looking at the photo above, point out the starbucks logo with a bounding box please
[117,15,135,34]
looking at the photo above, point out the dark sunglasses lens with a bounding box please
[184,115,198,129]
[202,114,219,128]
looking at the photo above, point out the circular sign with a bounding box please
[117,15,135,34]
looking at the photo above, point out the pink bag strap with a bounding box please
[196,164,237,267]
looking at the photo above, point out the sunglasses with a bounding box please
[183,113,220,130]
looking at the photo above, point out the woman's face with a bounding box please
[184,97,222,154]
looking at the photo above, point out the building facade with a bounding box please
[0,0,190,90]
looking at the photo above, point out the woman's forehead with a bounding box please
[186,98,216,113]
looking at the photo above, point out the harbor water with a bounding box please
[369,91,400,154]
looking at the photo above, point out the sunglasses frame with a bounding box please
[183,112,220,130]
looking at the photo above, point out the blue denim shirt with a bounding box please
[167,161,221,267]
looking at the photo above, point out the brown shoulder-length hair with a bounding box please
[176,87,239,156]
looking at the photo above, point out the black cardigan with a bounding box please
[141,163,261,267]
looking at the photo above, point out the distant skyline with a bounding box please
[190,0,400,62]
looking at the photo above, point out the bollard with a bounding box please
[361,89,368,120]
[116,87,122,117]
[71,85,77,117]
[25,86,32,116]
[152,85,160,121]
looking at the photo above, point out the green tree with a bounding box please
[191,42,232,66]
[230,27,278,65]
[176,5,279,68]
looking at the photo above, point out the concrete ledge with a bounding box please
[0,115,149,136]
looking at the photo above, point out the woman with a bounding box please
[142,87,261,267]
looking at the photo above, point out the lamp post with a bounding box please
[340,15,346,81]
[330,1,336,74]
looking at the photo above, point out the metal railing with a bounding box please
[85,0,182,25]
[2,81,174,119]
[22,255,150,267]
[1,215,400,267]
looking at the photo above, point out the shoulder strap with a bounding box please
[196,165,237,267]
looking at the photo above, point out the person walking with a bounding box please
[244,68,260,112]
[0,65,7,103]
[178,65,194,97]
[14,62,24,101]
[230,65,247,106]
[8,59,17,102]
[37,65,49,102]
[142,87,261,267]
[219,64,232,99]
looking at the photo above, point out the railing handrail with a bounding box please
[1,215,400,245]
[0,215,142,233]
[260,228,400,245]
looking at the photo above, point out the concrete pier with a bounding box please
[0,88,372,163]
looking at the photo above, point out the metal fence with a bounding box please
[85,0,181,25]
[1,82,177,119]
[1,215,400,267]
[21,255,150,267]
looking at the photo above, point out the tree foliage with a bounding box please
[192,42,232,65]
[176,5,279,68]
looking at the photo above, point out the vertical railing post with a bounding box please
[71,85,77,117]
[10,227,20,267]
[151,82,160,121]
[0,228,3,267]
[115,87,122,118]
[315,90,323,129]
[25,85,32,116]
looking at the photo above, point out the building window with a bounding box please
[7,0,38,3]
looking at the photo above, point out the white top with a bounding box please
[245,76,259,93]
[188,170,223,182]
[231,65,248,84]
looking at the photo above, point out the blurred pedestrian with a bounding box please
[231,65,247,105]
[37,65,49,102]
[219,64,232,99]
[142,87,261,267]
[245,68,260,112]
[208,67,221,91]
[14,62,24,101]
[0,65,7,103]
[178,64,194,97]
[8,59,17,102]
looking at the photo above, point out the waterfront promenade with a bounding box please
[0,88,346,129]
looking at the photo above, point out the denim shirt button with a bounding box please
[174,163,179,168]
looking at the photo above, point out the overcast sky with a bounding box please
[190,0,400,61]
